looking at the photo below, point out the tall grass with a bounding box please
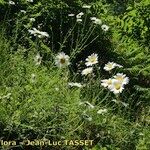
[0,1,150,150]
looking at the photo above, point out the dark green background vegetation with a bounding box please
[0,0,150,149]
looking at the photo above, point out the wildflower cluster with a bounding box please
[29,5,129,98]
[81,53,98,76]
[101,62,129,94]
[67,4,109,32]
[90,17,109,31]
[54,51,129,95]
[90,17,102,25]
[28,28,49,38]
[76,12,84,22]
[9,0,15,5]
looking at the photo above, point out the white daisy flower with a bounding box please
[90,17,97,21]
[27,0,33,2]
[109,79,124,94]
[28,28,49,38]
[85,53,98,66]
[97,108,107,114]
[55,52,70,68]
[104,62,117,71]
[81,67,93,76]
[35,53,42,65]
[9,0,15,5]
[76,12,84,19]
[90,17,102,25]
[39,31,49,38]
[78,12,84,16]
[94,19,102,25]
[76,18,82,22]
[20,10,26,13]
[28,28,38,35]
[101,24,109,31]
[68,82,82,88]
[28,28,36,35]
[112,99,118,103]
[101,78,113,88]
[113,73,129,85]
[82,4,91,9]
[30,18,35,22]
[68,14,75,17]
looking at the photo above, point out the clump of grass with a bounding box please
[0,1,150,150]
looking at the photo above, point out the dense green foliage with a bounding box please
[0,0,150,150]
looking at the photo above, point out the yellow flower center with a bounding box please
[89,57,96,63]
[107,64,113,68]
[114,83,121,90]
[116,76,124,82]
[60,58,66,64]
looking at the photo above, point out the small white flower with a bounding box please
[97,108,107,114]
[94,19,102,25]
[90,17,97,21]
[113,73,129,85]
[28,29,36,35]
[112,99,118,103]
[82,4,91,9]
[68,14,75,17]
[31,73,36,82]
[20,10,26,13]
[68,82,82,88]
[78,12,84,16]
[104,62,117,71]
[55,52,70,68]
[101,24,109,31]
[27,0,33,2]
[29,28,37,34]
[39,31,49,38]
[101,78,113,88]
[109,79,124,94]
[28,28,49,38]
[35,53,42,65]
[81,67,93,76]
[9,0,15,5]
[76,12,84,19]
[30,18,35,22]
[90,17,102,25]
[85,53,98,66]
[90,17,102,24]
[76,18,82,22]
[104,62,123,71]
